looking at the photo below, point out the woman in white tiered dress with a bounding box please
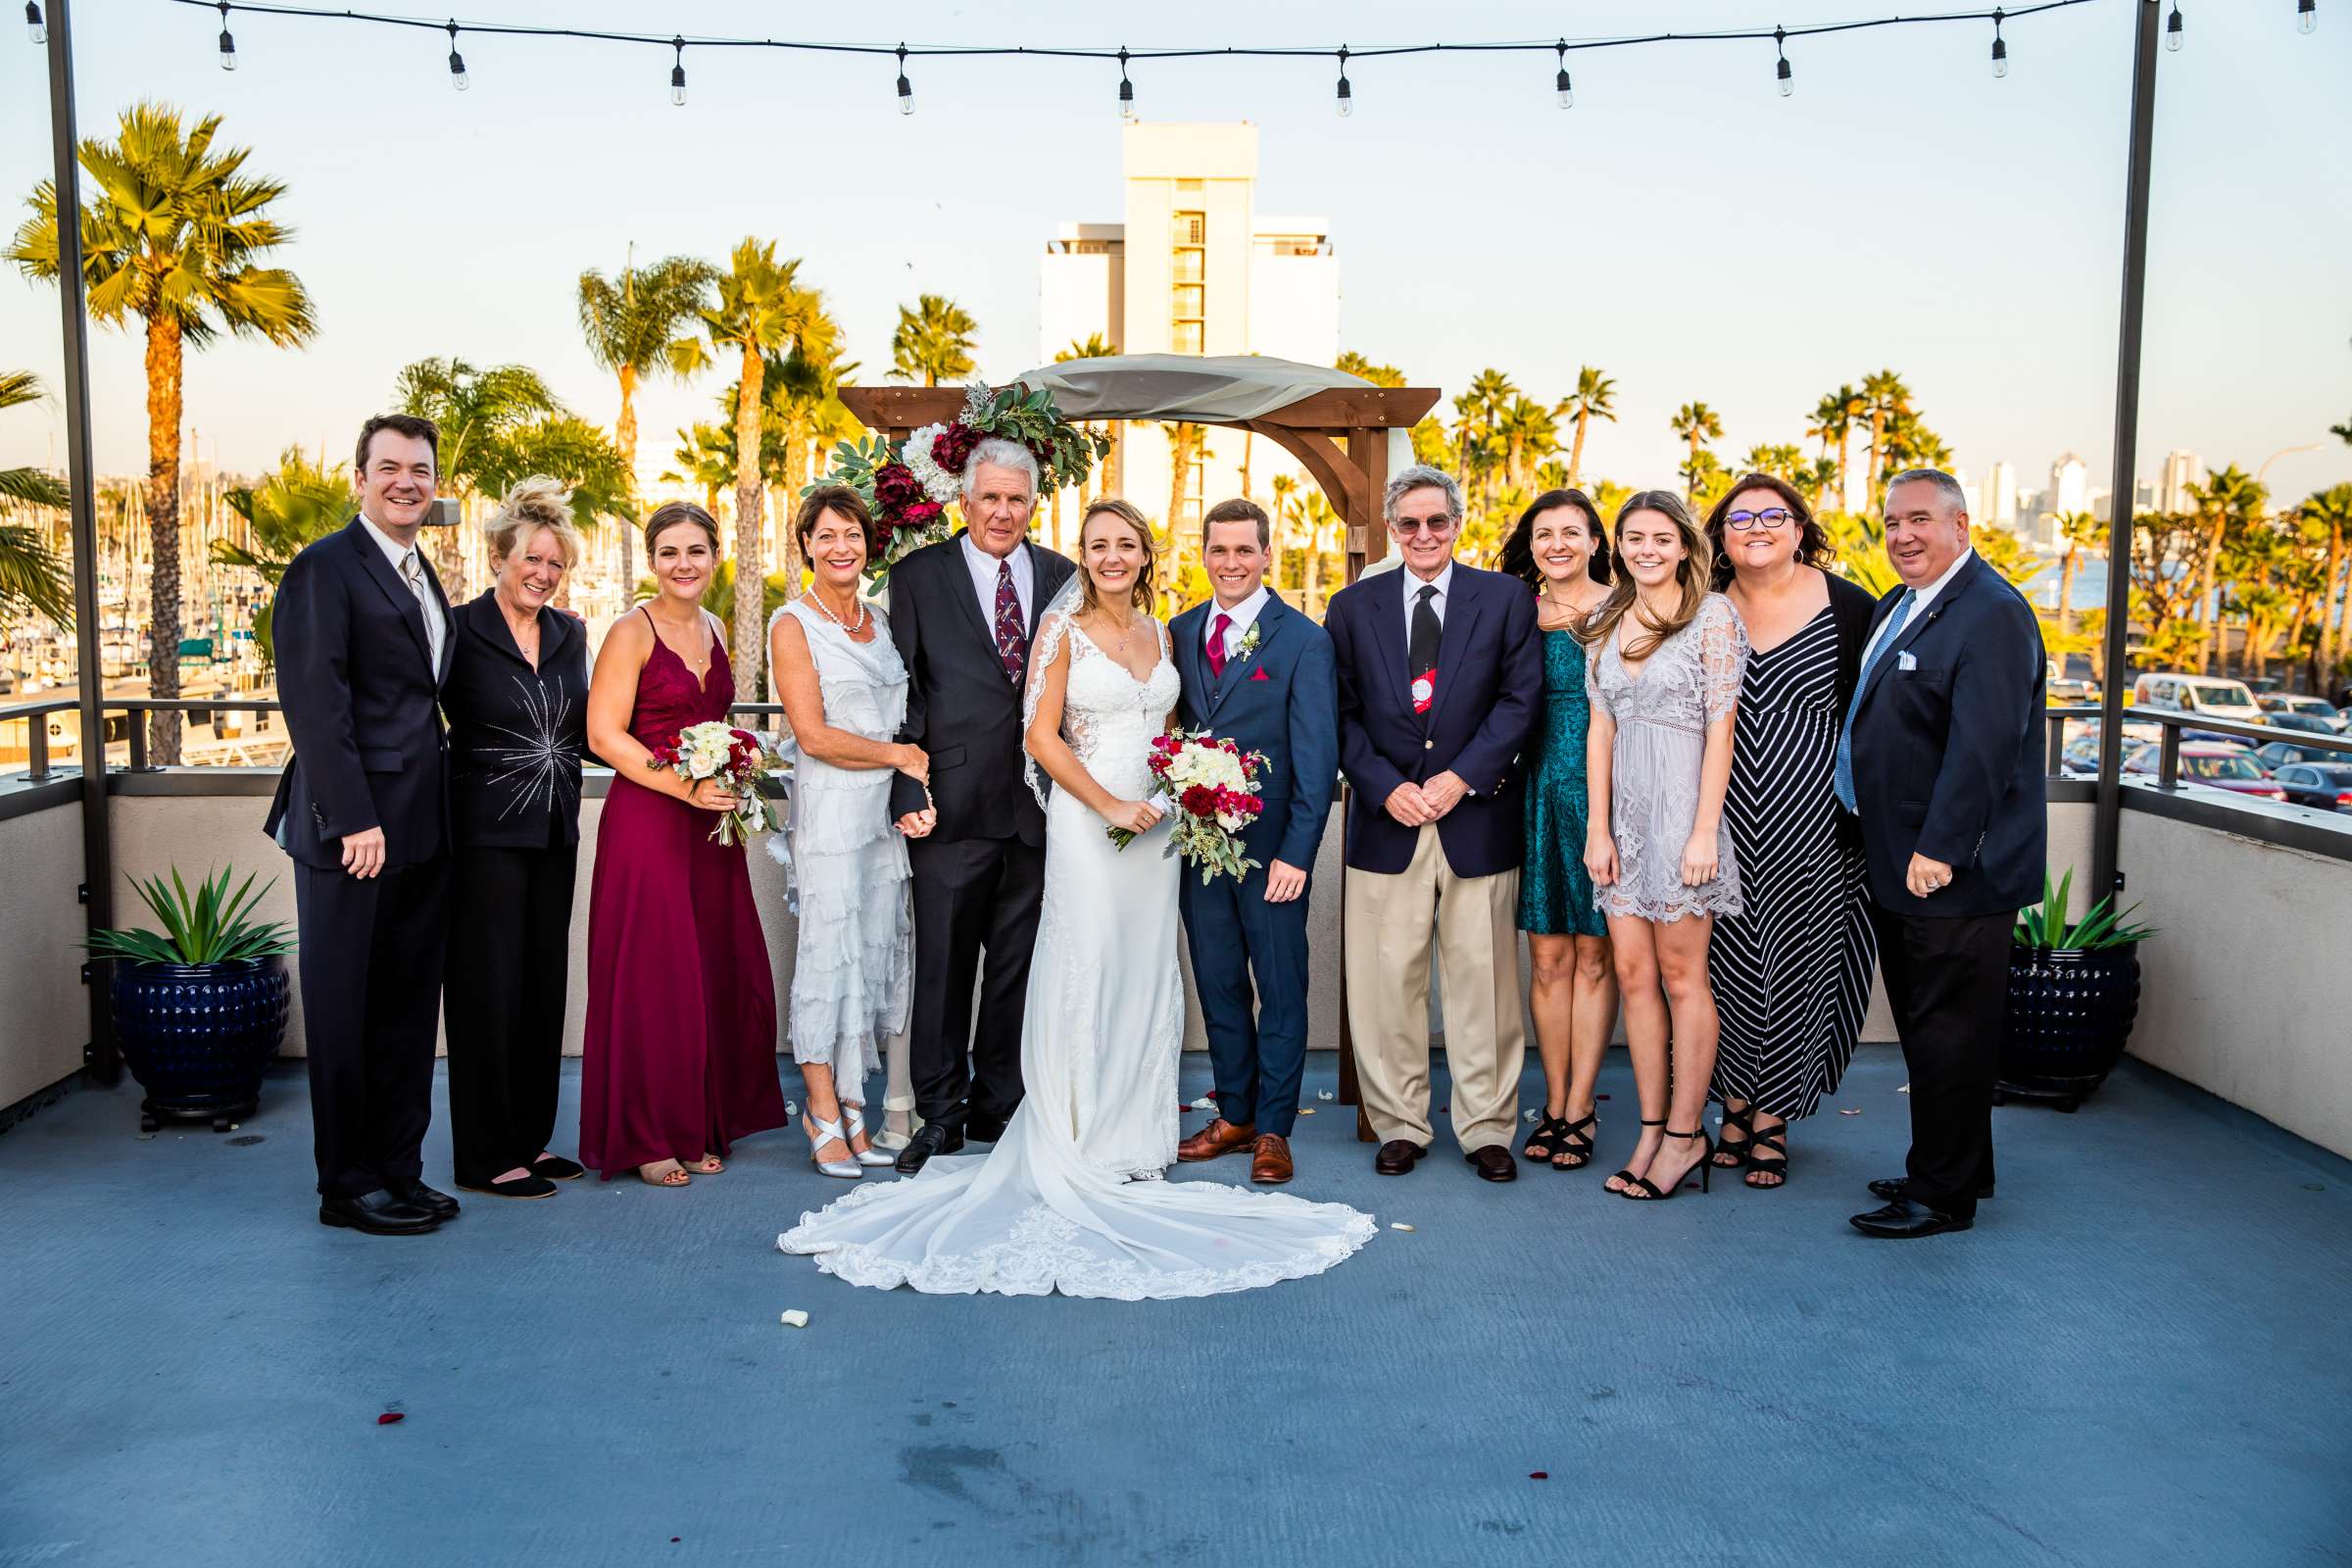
[766,487,925,1179]
[777,499,1375,1298]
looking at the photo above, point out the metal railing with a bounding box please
[2043,704,2352,790]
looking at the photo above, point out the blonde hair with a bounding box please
[1075,498,1157,613]
[484,475,583,571]
[1576,490,1713,662]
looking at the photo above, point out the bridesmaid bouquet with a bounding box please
[1110,729,1267,885]
[647,720,777,848]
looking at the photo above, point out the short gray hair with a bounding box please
[1884,467,1969,517]
[962,438,1040,499]
[1385,464,1464,524]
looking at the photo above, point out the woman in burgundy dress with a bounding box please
[581,501,787,1185]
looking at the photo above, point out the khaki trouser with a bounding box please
[1344,822,1526,1152]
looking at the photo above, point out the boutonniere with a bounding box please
[1235,621,1264,661]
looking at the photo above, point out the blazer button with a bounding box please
[1424,739,1434,751]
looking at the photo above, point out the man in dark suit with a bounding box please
[1838,467,2046,1239]
[1169,499,1340,1186]
[886,439,1076,1172]
[1325,465,1544,1184]
[265,414,458,1235]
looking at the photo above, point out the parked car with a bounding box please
[2124,741,2286,800]
[2268,763,2352,812]
[2256,694,2348,732]
[2132,672,2264,725]
[2049,677,2100,705]
[2253,739,2348,770]
[2261,712,2344,739]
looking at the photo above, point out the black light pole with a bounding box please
[43,0,121,1084]
[2091,0,2163,903]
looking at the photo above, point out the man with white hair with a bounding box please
[884,438,1077,1173]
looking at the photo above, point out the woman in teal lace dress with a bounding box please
[1497,491,1618,1171]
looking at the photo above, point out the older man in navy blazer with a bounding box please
[1169,499,1340,1186]
[1326,465,1544,1183]
[1838,467,2046,1239]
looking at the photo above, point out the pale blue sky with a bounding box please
[2,0,2346,506]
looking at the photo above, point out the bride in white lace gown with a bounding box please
[778,502,1375,1298]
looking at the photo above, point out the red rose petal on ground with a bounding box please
[1529,1470,1548,1480]
[376,1411,405,1426]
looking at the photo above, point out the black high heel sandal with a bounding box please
[1521,1113,1574,1164]
[1743,1119,1789,1188]
[1712,1102,1754,1170]
[1550,1111,1597,1170]
[1621,1126,1716,1200]
[1604,1118,1665,1194]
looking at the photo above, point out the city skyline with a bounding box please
[2,1,2346,511]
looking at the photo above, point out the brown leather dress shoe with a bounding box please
[1250,1134,1294,1185]
[1374,1139,1429,1175]
[1466,1145,1517,1183]
[1177,1116,1257,1161]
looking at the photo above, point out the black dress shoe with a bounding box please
[389,1180,461,1221]
[1465,1145,1517,1183]
[1374,1140,1430,1175]
[964,1116,1009,1145]
[1869,1176,1994,1202]
[458,1173,559,1200]
[530,1154,586,1182]
[894,1123,966,1175]
[319,1190,441,1235]
[1849,1200,1973,1239]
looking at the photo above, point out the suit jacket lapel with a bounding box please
[1207,598,1287,719]
[1171,604,1209,721]
[1856,555,1984,713]
[1367,569,1414,718]
[1022,541,1064,648]
[941,530,1002,663]
[1429,569,1485,725]
[346,520,436,677]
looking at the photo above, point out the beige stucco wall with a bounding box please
[0,801,90,1105]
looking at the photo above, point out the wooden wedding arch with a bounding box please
[838,363,1441,1140]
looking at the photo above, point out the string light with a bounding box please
[668,35,684,106]
[1117,47,1133,120]
[1335,46,1351,118]
[1554,41,1573,109]
[217,0,235,70]
[25,1,43,45]
[2167,3,2184,50]
[896,43,913,115]
[1774,25,1792,96]
[446,20,466,89]
[1990,8,2010,75]
[2296,0,2317,32]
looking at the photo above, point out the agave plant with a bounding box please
[85,866,295,966]
[2013,869,2157,952]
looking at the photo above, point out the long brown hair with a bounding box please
[1575,491,1713,662]
[1075,498,1156,613]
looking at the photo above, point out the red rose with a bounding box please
[873,463,924,513]
[901,501,946,532]
[930,422,981,478]
[1180,784,1219,816]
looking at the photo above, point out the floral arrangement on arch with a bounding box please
[809,380,1110,582]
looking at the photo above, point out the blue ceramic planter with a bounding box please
[110,956,292,1131]
[1997,945,2143,1112]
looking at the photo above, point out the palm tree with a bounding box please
[662,422,735,515]
[1807,384,1866,511]
[1159,421,1208,584]
[8,102,317,762]
[577,250,715,579]
[1798,455,1842,513]
[1878,407,1951,476]
[1335,351,1405,388]
[2300,482,2352,683]
[699,239,827,696]
[2051,511,2104,640]
[891,293,978,387]
[2185,466,2266,674]
[1670,402,1724,505]
[211,445,351,664]
[1496,396,1560,494]
[1452,368,1518,516]
[1741,443,1809,485]
[764,330,858,586]
[0,368,74,629]
[1555,366,1617,490]
[1859,369,1913,505]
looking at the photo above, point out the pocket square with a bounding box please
[1249,667,1271,682]
[1897,651,1918,671]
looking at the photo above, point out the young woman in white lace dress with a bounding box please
[1581,491,1749,1203]
[776,499,1374,1298]
[765,487,928,1179]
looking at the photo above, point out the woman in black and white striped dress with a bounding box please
[1704,475,1879,1188]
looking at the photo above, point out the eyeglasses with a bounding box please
[1724,508,1795,531]
[1393,514,1456,536]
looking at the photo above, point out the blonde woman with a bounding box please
[441,476,592,1200]
[1580,491,1749,1202]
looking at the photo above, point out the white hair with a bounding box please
[1385,464,1464,523]
[961,438,1041,500]
[1885,467,1969,517]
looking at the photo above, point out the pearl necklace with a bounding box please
[807,591,867,635]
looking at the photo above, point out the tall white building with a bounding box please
[1980,460,2019,529]
[2158,449,2205,514]
[2047,453,2092,519]
[1039,122,1340,535]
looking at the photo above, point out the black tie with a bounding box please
[1408,583,1441,716]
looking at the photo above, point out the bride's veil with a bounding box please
[1020,574,1086,809]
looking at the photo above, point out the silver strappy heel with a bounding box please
[803,1112,863,1180]
[841,1103,898,1167]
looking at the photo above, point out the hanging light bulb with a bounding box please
[1554,42,1573,109]
[446,22,467,91]
[896,44,915,115]
[2297,0,2317,33]
[25,1,44,46]
[1336,47,1352,118]
[217,1,236,71]
[1774,28,1791,97]
[669,37,686,107]
[1990,9,2009,76]
[2167,4,2184,50]
[1118,48,1134,121]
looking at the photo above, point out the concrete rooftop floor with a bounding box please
[2,1047,2348,1567]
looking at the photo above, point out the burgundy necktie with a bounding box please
[1207,612,1232,679]
[994,560,1027,684]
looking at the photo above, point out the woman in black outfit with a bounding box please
[441,477,592,1200]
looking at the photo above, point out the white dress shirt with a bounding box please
[1401,560,1454,641]
[1860,546,1974,671]
[961,532,1034,633]
[1204,584,1271,660]
[359,512,446,673]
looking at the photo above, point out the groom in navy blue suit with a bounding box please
[1170,499,1340,1186]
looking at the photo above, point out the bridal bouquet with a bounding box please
[1110,729,1267,885]
[647,720,776,848]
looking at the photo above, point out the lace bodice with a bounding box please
[1587,592,1748,734]
[1029,611,1180,803]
